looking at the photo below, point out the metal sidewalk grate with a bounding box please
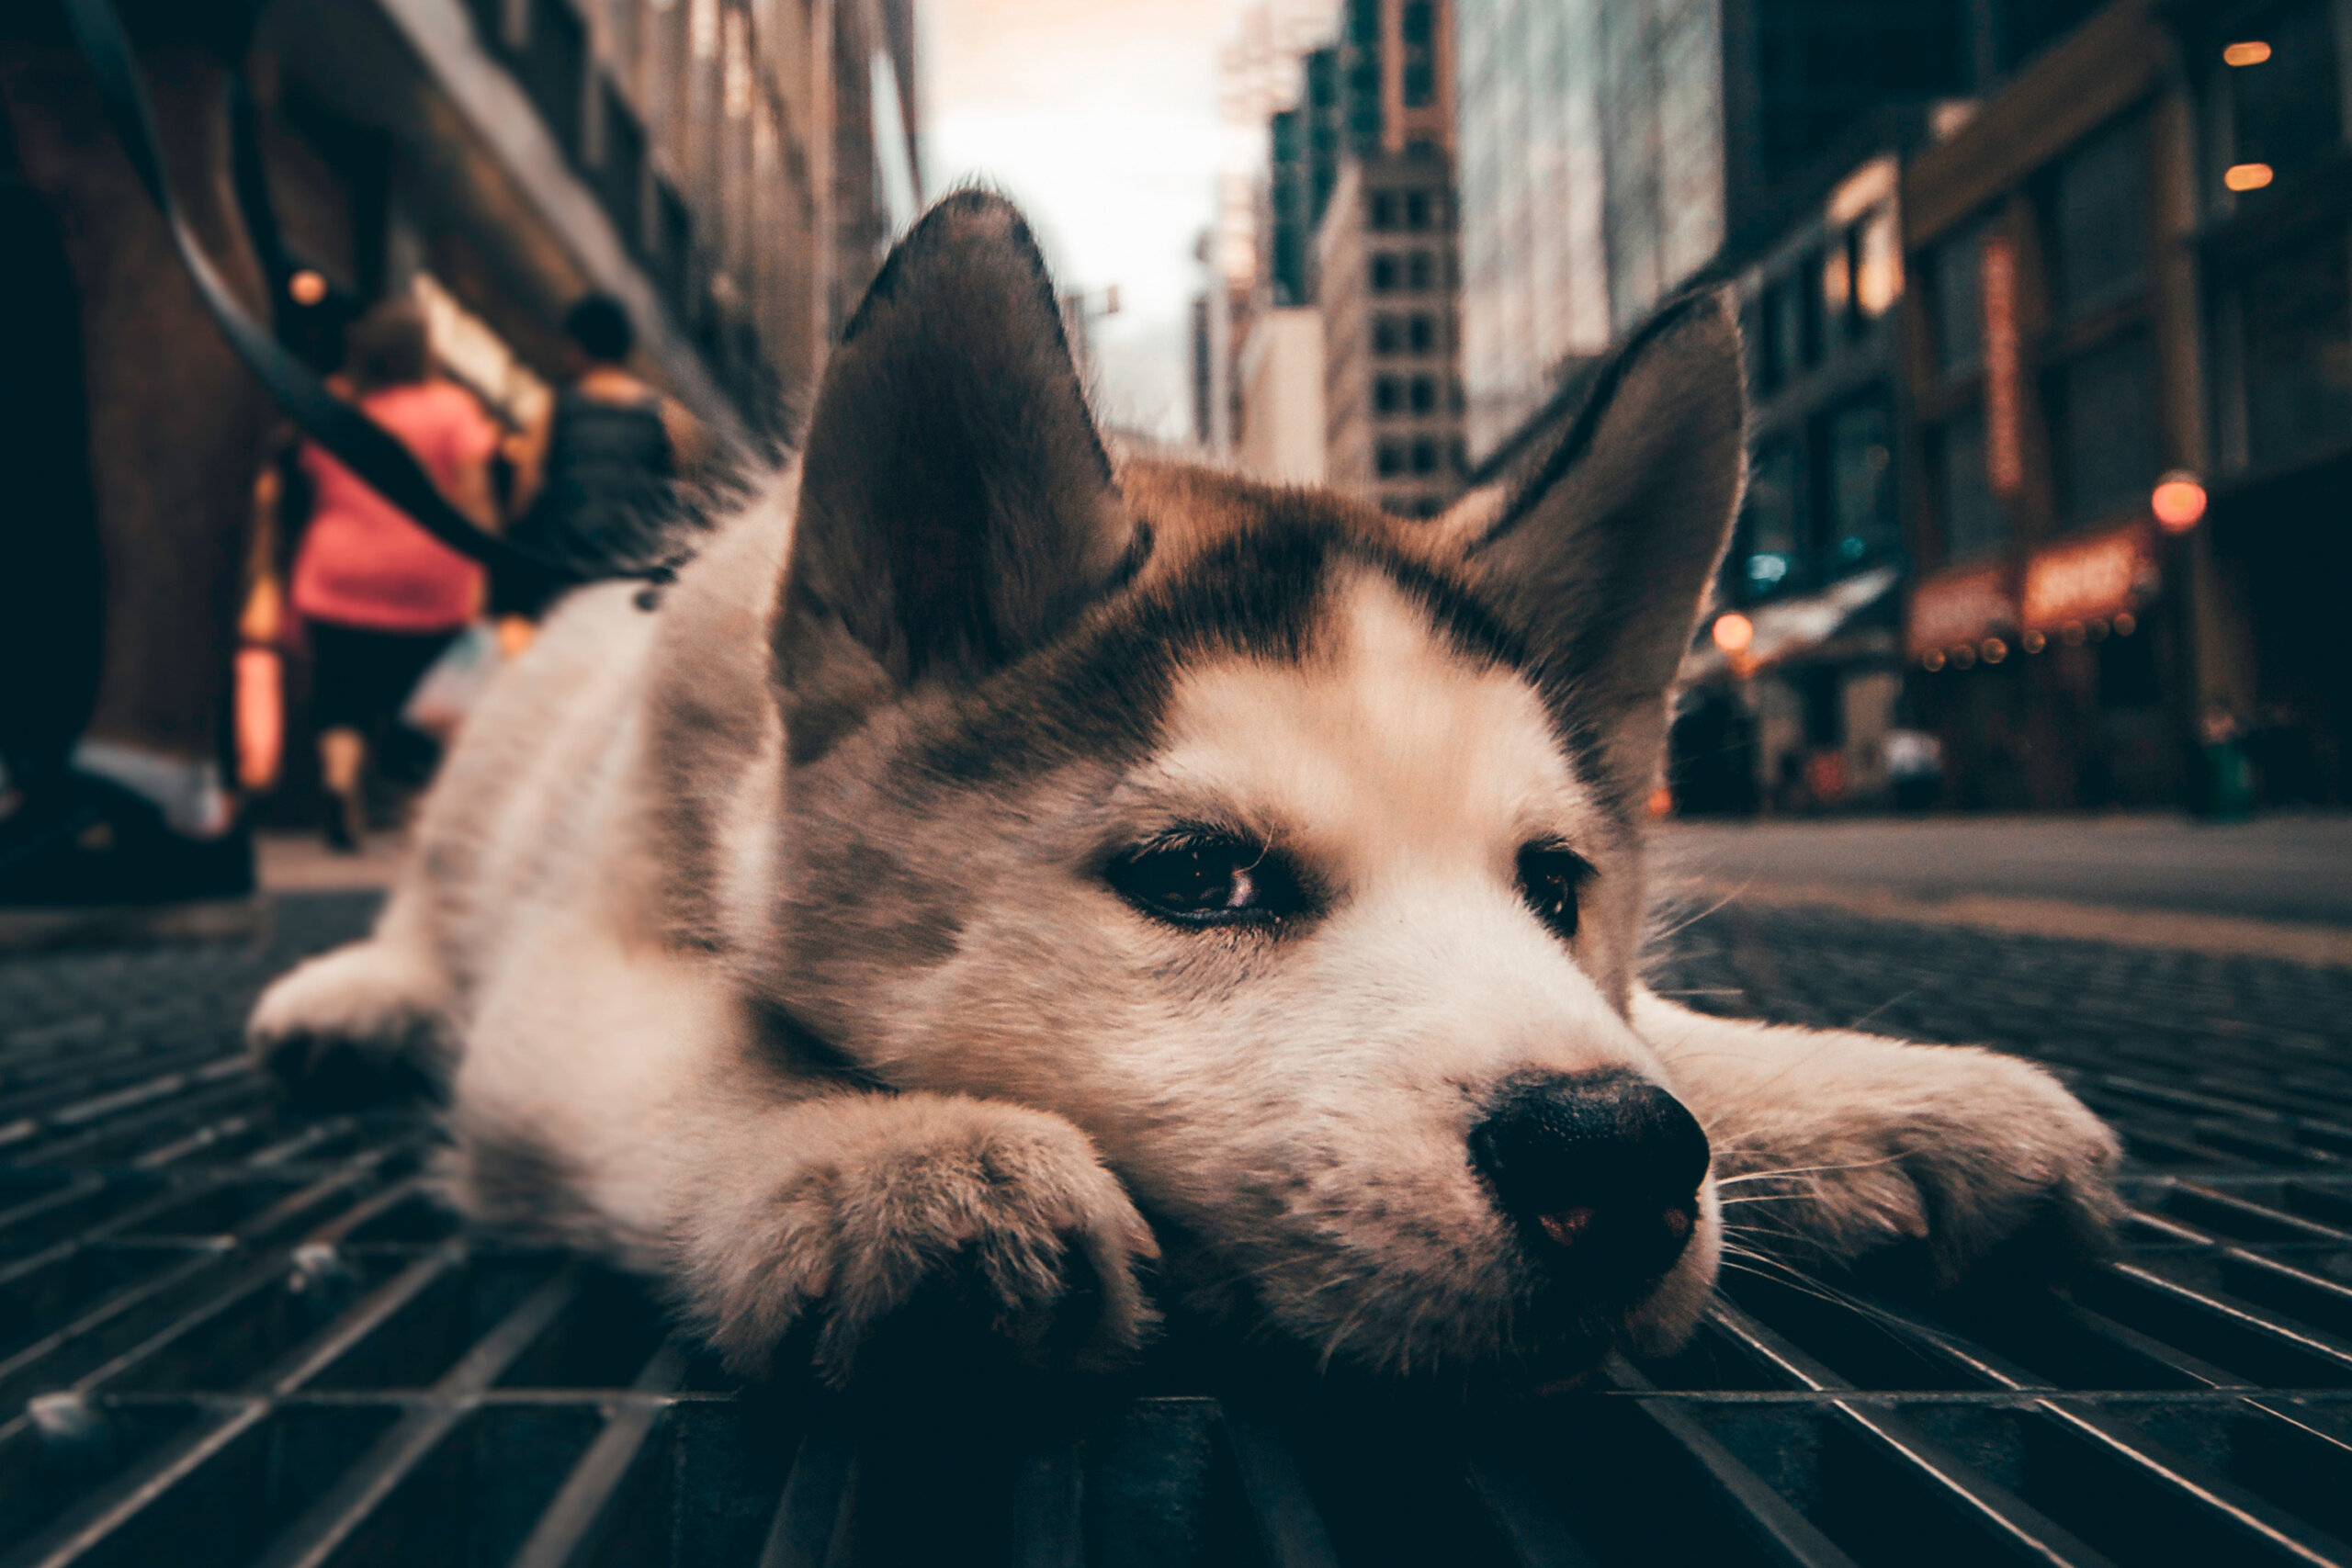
[4,892,2352,1566]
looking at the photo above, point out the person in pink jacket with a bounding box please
[288,299,497,852]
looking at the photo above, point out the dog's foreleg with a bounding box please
[1632,988,2121,1284]
[248,884,457,1102]
[656,1086,1160,1386]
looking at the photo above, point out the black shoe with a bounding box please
[0,772,254,908]
[322,793,360,855]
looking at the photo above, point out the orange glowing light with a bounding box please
[2113,612,2137,637]
[1982,638,2008,664]
[1712,613,1755,655]
[2021,629,2047,654]
[2222,40,2271,66]
[288,268,329,307]
[235,647,284,792]
[2152,473,2207,532]
[1647,786,1674,819]
[2225,164,2275,191]
[1921,649,1947,671]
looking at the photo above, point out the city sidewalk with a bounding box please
[256,829,406,894]
[1659,812,2352,967]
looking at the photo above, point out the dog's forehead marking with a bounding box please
[1150,568,1589,872]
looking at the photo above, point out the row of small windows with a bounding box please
[1374,436,1467,477]
[1368,188,1445,231]
[1373,374,1456,415]
[1370,251,1442,292]
[1372,313,1441,355]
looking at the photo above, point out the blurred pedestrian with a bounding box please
[1885,728,1943,812]
[288,299,498,852]
[0,1,272,910]
[496,293,705,651]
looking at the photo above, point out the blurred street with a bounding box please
[1661,813,2352,968]
[1664,814,2352,927]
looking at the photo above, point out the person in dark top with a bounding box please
[497,294,707,646]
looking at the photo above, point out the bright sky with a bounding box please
[919,0,1267,443]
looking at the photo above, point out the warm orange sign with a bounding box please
[1980,232,2024,497]
[2022,524,2155,631]
[1906,563,2015,659]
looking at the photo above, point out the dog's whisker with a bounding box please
[1713,1156,1905,1186]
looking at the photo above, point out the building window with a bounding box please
[1374,376,1401,413]
[1823,236,1857,344]
[1407,314,1435,353]
[2243,229,2352,468]
[1410,438,1438,473]
[1373,315,1401,354]
[1404,191,1430,230]
[2051,330,2160,526]
[1371,191,1397,230]
[1402,1,1437,107]
[1934,408,2006,561]
[2227,0,2343,191]
[1377,440,1407,476]
[1933,222,1988,378]
[2048,115,2147,319]
[1743,440,1801,592]
[1409,375,1437,412]
[1371,254,1397,292]
[1826,397,1896,563]
[1407,252,1434,290]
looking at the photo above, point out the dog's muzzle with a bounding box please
[1469,1070,1710,1293]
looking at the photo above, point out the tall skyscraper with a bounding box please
[1453,0,2068,465]
[1247,0,1465,515]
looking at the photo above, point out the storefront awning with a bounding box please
[1681,564,1901,682]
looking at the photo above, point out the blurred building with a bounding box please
[1237,308,1326,482]
[1315,154,1464,513]
[248,0,919,444]
[1244,0,1464,514]
[2162,0,2352,805]
[1674,154,1909,814]
[1897,0,2199,809]
[1453,0,2107,468]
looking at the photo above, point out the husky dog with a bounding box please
[250,194,2120,1389]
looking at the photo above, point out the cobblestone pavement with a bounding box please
[5,894,2352,1567]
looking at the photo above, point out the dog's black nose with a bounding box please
[1469,1070,1710,1286]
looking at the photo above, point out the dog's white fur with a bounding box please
[251,197,2120,1389]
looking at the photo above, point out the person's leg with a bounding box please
[317,726,367,852]
[0,40,269,861]
[306,624,373,854]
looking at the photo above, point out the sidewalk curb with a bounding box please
[1685,879,2352,970]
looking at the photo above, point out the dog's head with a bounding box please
[757,192,1745,1383]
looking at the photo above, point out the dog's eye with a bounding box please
[1108,834,1305,928]
[1517,843,1592,941]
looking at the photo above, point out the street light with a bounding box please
[1711,613,1754,655]
[2152,470,2208,533]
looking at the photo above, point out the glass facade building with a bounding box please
[1453,0,1612,460]
[1454,0,1723,461]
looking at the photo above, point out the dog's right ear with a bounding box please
[774,191,1142,762]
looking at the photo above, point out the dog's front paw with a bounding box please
[689,1099,1159,1386]
[1716,1044,2122,1288]
[247,941,454,1107]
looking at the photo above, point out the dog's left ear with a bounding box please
[1444,291,1746,807]
[775,191,1141,761]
